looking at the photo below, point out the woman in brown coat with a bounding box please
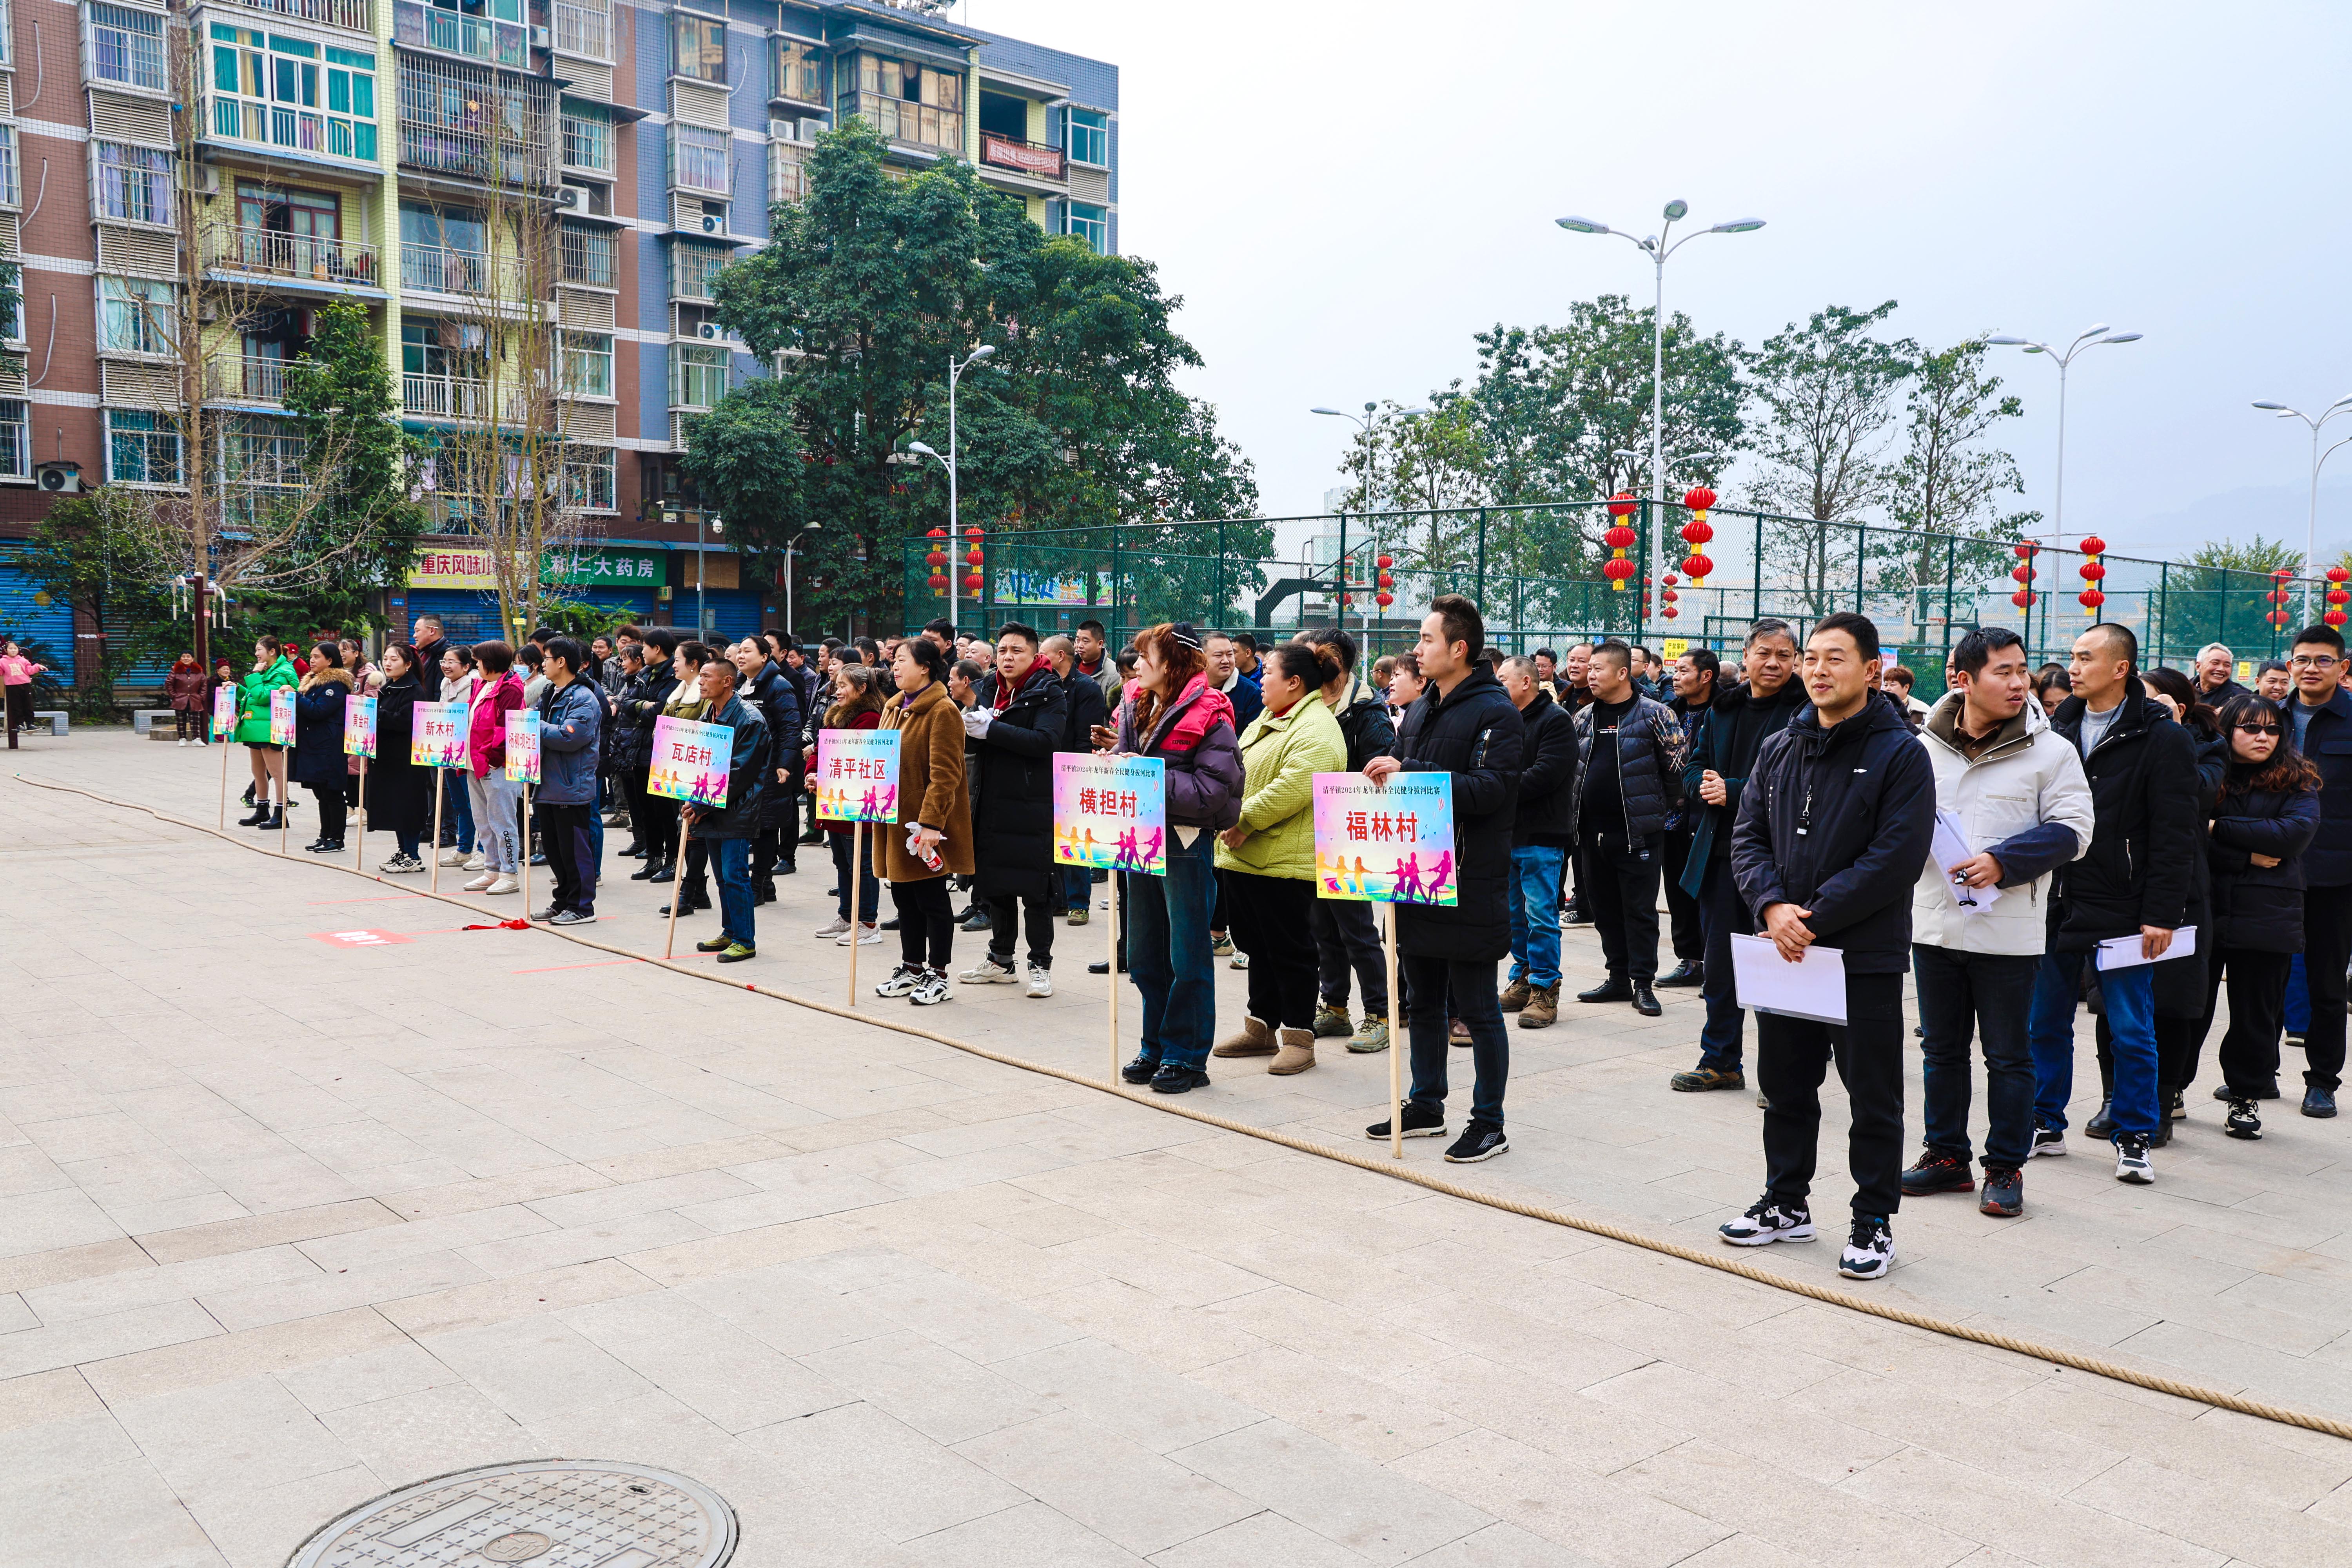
[874,635,973,1005]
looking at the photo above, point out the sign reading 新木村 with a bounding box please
[1312,772,1458,905]
[504,710,541,784]
[649,714,731,807]
[814,729,902,822]
[1053,754,1167,876]
[344,693,377,759]
[412,701,469,769]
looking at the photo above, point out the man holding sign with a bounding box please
[534,637,605,925]
[675,654,770,963]
[1363,595,1524,1165]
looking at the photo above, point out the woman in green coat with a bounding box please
[1212,640,1348,1075]
[236,635,299,828]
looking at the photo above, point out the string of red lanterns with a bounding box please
[925,526,949,595]
[963,525,984,598]
[2010,542,2038,608]
[2267,566,2296,629]
[1679,486,1715,587]
[2328,565,2350,629]
[2076,535,2106,616]
[1604,493,1638,590]
[1375,553,1394,610]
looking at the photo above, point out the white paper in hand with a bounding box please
[1729,933,1849,1026]
[2095,924,2197,971]
[1934,809,2000,913]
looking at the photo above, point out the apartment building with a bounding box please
[0,0,1119,679]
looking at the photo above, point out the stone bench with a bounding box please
[134,708,174,736]
[27,710,66,736]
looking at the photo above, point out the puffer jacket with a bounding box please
[969,664,1069,899]
[2209,775,2322,951]
[1911,692,2095,956]
[738,659,804,832]
[610,662,679,778]
[1216,690,1347,881]
[234,654,298,744]
[467,670,525,779]
[1327,681,1396,772]
[1572,691,1688,843]
[2044,677,2202,949]
[1391,664,1525,962]
[290,668,353,789]
[684,691,771,842]
[1113,673,1243,830]
[2294,685,2352,888]
[537,675,605,806]
[1511,686,1579,847]
[1679,677,1809,892]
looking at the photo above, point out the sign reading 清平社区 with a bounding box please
[813,728,901,822]
[1052,754,1167,876]
[1312,772,1457,906]
[411,701,469,768]
[504,710,541,784]
[344,693,377,759]
[649,714,731,807]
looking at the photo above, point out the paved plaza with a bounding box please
[6,731,2352,1567]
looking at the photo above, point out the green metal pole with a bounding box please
[2157,561,2168,667]
[1476,508,1489,613]
[1943,535,1955,675]
[1216,520,1226,629]
[1111,527,1123,646]
[1752,508,1764,623]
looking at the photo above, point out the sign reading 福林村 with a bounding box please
[406,547,668,592]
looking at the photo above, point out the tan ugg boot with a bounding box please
[1212,1014,1274,1057]
[1268,1026,1317,1075]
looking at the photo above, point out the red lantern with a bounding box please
[2330,610,2349,628]
[1682,553,1713,580]
[2011,590,2033,608]
[1376,554,1393,570]
[2077,536,2106,618]
[1602,558,1636,584]
[1682,485,1716,513]
[963,573,982,593]
[1662,573,1680,588]
[2078,561,2105,583]
[965,546,983,566]
[1607,492,1637,517]
[928,573,947,594]
[1661,606,1679,619]
[1375,592,1394,608]
[2078,588,2106,611]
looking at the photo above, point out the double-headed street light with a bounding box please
[2252,393,2352,621]
[1983,326,2142,546]
[907,343,997,635]
[1314,402,1430,636]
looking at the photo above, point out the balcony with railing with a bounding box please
[221,0,372,31]
[397,57,556,186]
[207,355,292,406]
[394,0,527,67]
[205,227,383,289]
[401,372,489,420]
[979,132,1065,182]
[839,93,963,156]
[552,0,610,61]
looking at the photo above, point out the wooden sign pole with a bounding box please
[278,748,290,855]
[1107,869,1122,1087]
[847,819,862,1005]
[429,772,444,893]
[354,759,368,873]
[1386,902,1403,1160]
[520,782,532,909]
[664,818,690,959]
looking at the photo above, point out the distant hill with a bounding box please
[2092,479,2352,563]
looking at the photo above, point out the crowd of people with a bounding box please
[178,602,2348,1284]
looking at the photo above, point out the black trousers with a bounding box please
[987,891,1058,968]
[1758,970,1906,1221]
[1662,826,1703,962]
[893,877,956,970]
[308,782,346,841]
[1580,831,1663,982]
[640,791,680,865]
[540,802,596,914]
[2203,946,2293,1098]
[2304,887,2351,1091]
[1223,869,1319,1030]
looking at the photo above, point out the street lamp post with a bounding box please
[909,344,996,637]
[1313,401,1430,640]
[2251,395,2352,622]
[1983,326,2143,547]
[782,521,822,638]
[1558,203,1762,636]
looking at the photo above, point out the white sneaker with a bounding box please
[958,955,1019,985]
[485,875,520,895]
[1838,1216,1895,1280]
[1719,1198,1816,1247]
[462,872,496,892]
[2114,1134,2154,1185]
[176,737,187,747]
[875,963,925,997]
[380,853,425,874]
[464,852,487,871]
[840,923,884,946]
[1230,951,1251,970]
[911,970,952,1006]
[1025,964,1053,999]
[813,915,852,939]
[439,848,466,866]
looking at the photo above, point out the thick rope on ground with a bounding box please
[17,769,2352,1446]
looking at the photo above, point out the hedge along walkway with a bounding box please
[17,768,2352,1448]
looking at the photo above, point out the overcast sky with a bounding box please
[949,0,2352,563]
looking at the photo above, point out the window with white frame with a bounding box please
[1065,107,1108,167]
[0,125,19,209]
[562,445,616,511]
[95,142,172,225]
[97,276,174,356]
[89,2,166,93]
[670,241,728,301]
[560,331,613,397]
[559,220,615,287]
[105,408,181,485]
[222,415,305,490]
[212,27,379,163]
[671,7,725,83]
[671,343,727,408]
[0,0,13,68]
[671,122,730,194]
[561,107,612,171]
[1065,201,1107,254]
[0,400,27,479]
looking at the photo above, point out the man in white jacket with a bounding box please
[1904,627,2095,1218]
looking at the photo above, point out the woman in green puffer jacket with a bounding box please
[235,636,299,828]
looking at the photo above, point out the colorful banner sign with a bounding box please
[268,686,296,747]
[991,568,1109,607]
[1053,753,1168,876]
[411,700,469,768]
[343,693,377,759]
[1312,772,1458,905]
[405,545,667,592]
[813,728,902,822]
[649,714,731,807]
[211,682,235,739]
[504,710,541,784]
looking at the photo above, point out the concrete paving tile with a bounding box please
[0,1404,144,1488]
[668,1258,898,1357]
[521,1166,761,1227]
[177,1464,386,1568]
[1199,1283,1455,1382]
[847,1263,1089,1363]
[799,1327,1063,1445]
[1385,1428,1725,1568]
[112,1373,361,1495]
[992,1338,1261,1456]
[1193,1345,1477,1464]
[584,1132,799,1184]
[560,1289,856,1432]
[2065,1454,2352,1568]
[0,1458,230,1568]
[0,1297,220,1381]
[902,1499,1151,1566]
[82,1306,410,1405]
[0,1236,154,1298]
[675,1171,903,1232]
[1020,1278,1273,1374]
[315,1381,534,1484]
[273,1340,457,1416]
[454,1208,714,1278]
[1583,1360,1902,1485]
[1174,1419,1495,1567]
[372,1257,659,1337]
[1617,1440,1978,1568]
[379,1162,611,1220]
[196,1249,487,1333]
[618,1215,867,1285]
[1146,1510,1377,1568]
[1836,1446,2225,1568]
[26,1245,318,1327]
[955,1411,1259,1557]
[1384,1353,1681,1474]
[414,1314,659,1423]
[134,1196,404,1266]
[738,1400,1028,1544]
[1402,1522,1612,1567]
[1039,1233,1269,1308]
[0,1367,105,1434]
[0,1185,127,1259]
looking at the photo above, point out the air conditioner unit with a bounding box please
[192,166,221,198]
[557,184,588,210]
[36,461,82,494]
[530,24,550,49]
[698,211,725,235]
[696,321,724,341]
[769,119,797,143]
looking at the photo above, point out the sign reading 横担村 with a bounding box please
[1053,754,1168,875]
[649,714,730,807]
[412,701,469,768]
[504,711,541,784]
[814,729,901,822]
[1312,772,1458,906]
[405,547,668,592]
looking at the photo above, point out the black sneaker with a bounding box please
[1149,1064,1211,1094]
[1365,1100,1446,1140]
[1899,1149,1976,1196]
[2304,1086,2338,1118]
[1838,1216,1895,1280]
[1655,958,1704,989]
[2085,1098,2115,1139]
[2114,1132,2153,1185]
[2030,1123,2067,1158]
[1978,1164,2023,1218]
[1576,976,1632,1004]
[1719,1197,1814,1246]
[1120,1053,1158,1085]
[1444,1122,1508,1163]
[2226,1098,2263,1140]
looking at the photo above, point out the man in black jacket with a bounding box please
[732,639,804,899]
[959,624,1071,996]
[1044,633,1109,923]
[1571,640,1690,1016]
[1302,626,1397,1050]
[681,655,771,963]
[2281,623,2352,1116]
[1673,619,1805,1092]
[1499,656,1577,1028]
[1723,612,1934,1282]
[1364,594,1524,1165]
[2026,622,2200,1180]
[1659,647,1720,989]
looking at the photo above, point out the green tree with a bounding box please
[1879,339,2035,636]
[24,490,188,713]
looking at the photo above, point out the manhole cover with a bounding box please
[288,1459,736,1568]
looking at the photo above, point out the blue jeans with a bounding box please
[1127,827,1216,1070]
[1507,845,1567,989]
[1913,945,2038,1169]
[1405,953,1508,1127]
[2286,953,2310,1034]
[1062,866,1092,916]
[711,836,754,947]
[2029,948,2160,1138]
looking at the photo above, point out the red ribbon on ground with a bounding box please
[462,920,533,931]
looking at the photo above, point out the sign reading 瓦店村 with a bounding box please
[504,711,541,784]
[405,546,668,592]
[343,693,377,759]
[649,714,730,807]
[814,729,901,822]
[211,682,236,739]
[411,701,469,768]
[268,687,296,747]
[1053,754,1167,876]
[1312,772,1458,906]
